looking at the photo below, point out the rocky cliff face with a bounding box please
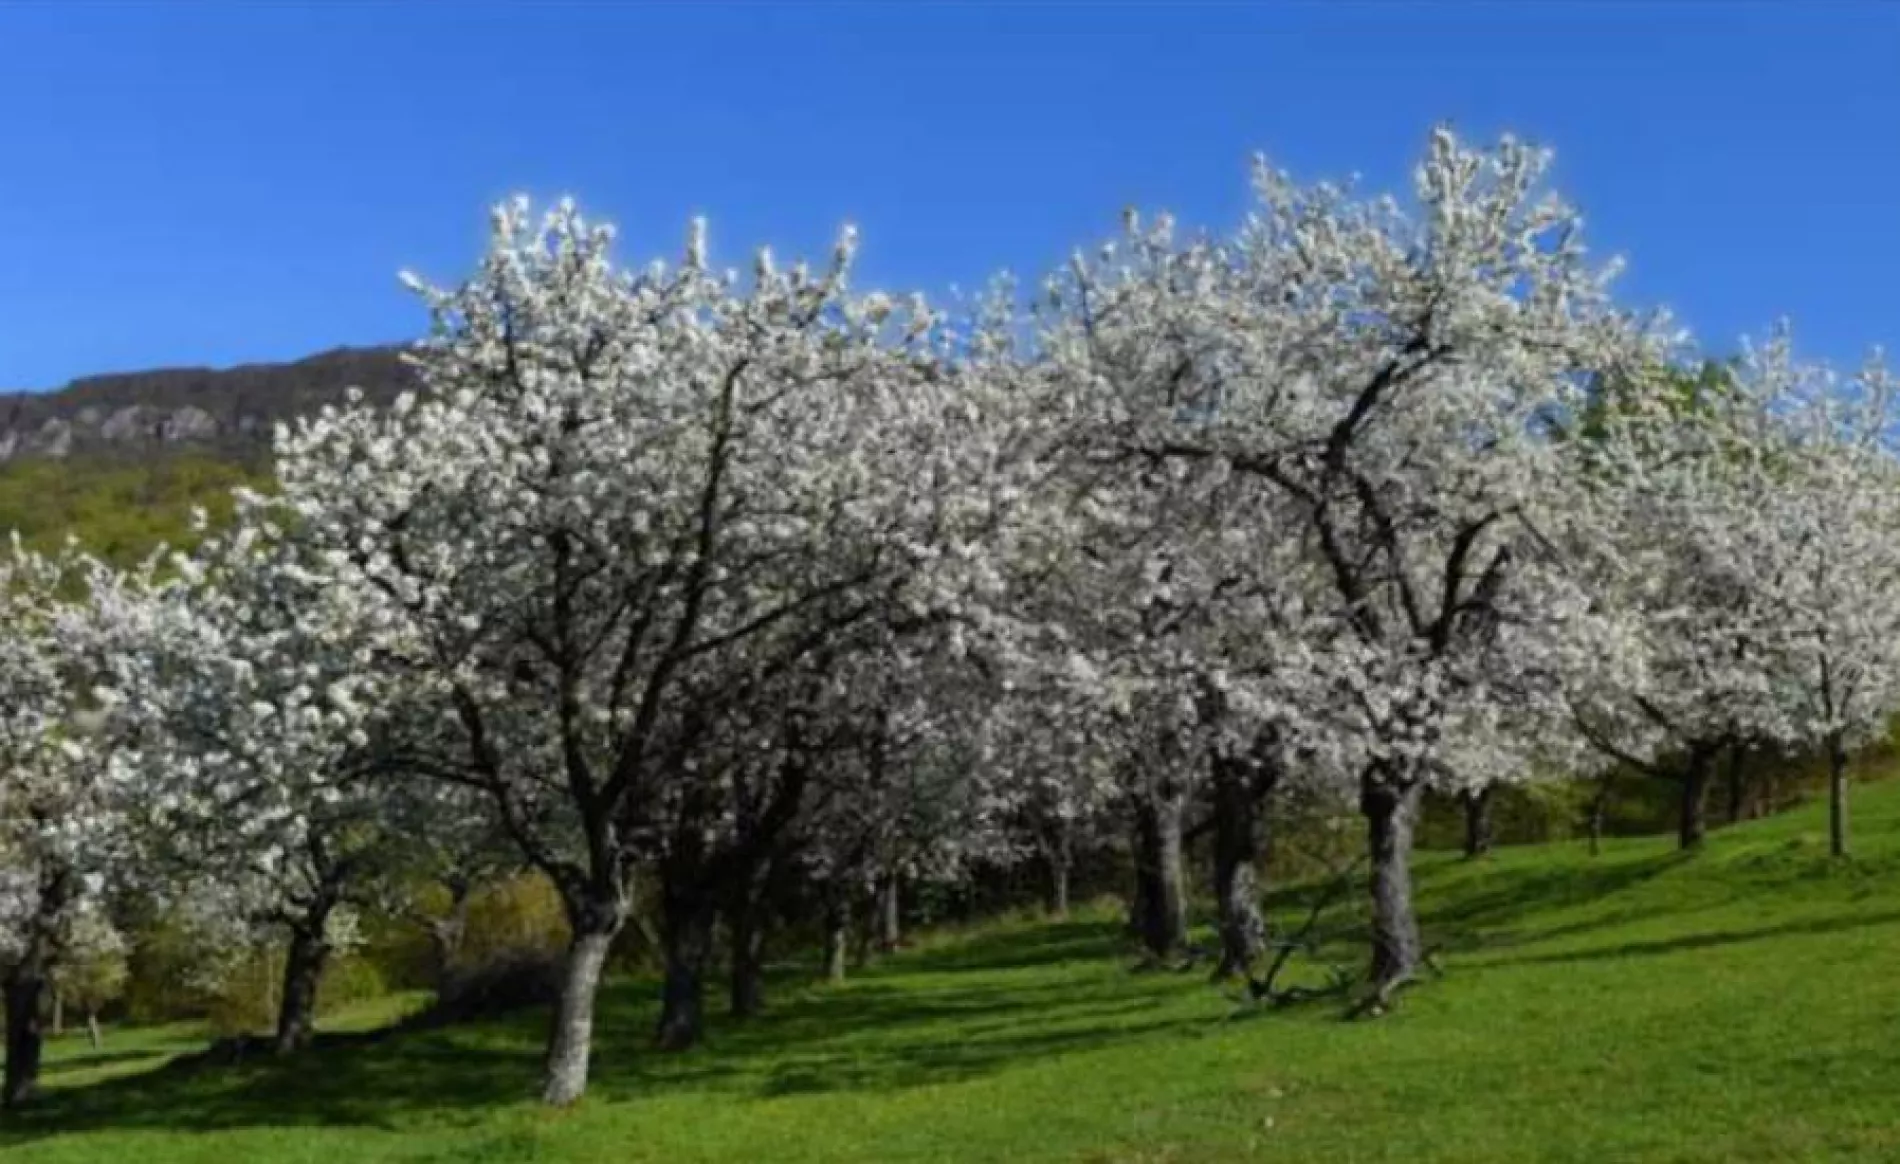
[0,345,417,464]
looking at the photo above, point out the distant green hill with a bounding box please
[0,452,269,565]
[0,345,411,563]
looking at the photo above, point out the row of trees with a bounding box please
[6,128,1899,1109]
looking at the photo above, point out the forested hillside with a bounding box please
[0,455,265,564]
[0,347,411,563]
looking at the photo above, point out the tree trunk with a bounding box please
[273,923,332,1055]
[3,869,67,1107]
[1461,785,1495,859]
[1043,821,1073,920]
[1211,758,1268,979]
[1758,765,1780,820]
[427,880,473,996]
[1725,743,1749,826]
[655,896,715,1052]
[1131,786,1188,961]
[727,889,767,1020]
[542,922,616,1106]
[1363,774,1426,1002]
[852,890,874,969]
[1587,773,1612,857]
[822,893,849,984]
[2,965,47,1107]
[50,988,63,1039]
[1828,731,1850,859]
[1126,812,1150,940]
[1679,745,1713,851]
[85,1008,102,1051]
[263,947,279,1032]
[875,874,901,954]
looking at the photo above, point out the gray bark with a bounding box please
[727,888,766,1020]
[655,898,714,1051]
[1211,756,1269,979]
[1131,786,1187,960]
[1126,812,1150,941]
[852,896,874,969]
[1679,745,1714,851]
[1043,821,1072,920]
[273,921,332,1055]
[1363,774,1425,1001]
[85,1008,102,1051]
[1587,773,1612,857]
[1828,731,1850,858]
[822,894,849,984]
[426,879,474,995]
[1461,785,1494,859]
[542,926,615,1106]
[875,874,900,953]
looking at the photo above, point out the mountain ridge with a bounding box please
[0,345,418,464]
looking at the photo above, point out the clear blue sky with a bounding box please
[3,1,1896,390]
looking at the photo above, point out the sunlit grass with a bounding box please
[8,783,1900,1161]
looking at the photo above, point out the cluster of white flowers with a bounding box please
[1564,329,1900,852]
[0,541,157,1100]
[9,127,1899,1106]
[1011,127,1900,991]
[0,543,143,963]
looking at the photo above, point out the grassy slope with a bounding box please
[0,453,266,566]
[9,783,1900,1163]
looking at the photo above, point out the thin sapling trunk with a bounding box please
[821,891,850,984]
[875,874,901,954]
[1828,730,1850,858]
[1725,742,1749,826]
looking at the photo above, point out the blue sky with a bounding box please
[3,1,1896,389]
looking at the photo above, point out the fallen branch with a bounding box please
[1245,856,1365,1006]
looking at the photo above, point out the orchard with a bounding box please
[7,129,1899,1112]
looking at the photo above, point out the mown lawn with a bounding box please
[8,781,1900,1162]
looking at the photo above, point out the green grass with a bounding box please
[10,783,1900,1162]
[0,452,267,566]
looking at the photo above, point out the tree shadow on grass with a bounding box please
[593,963,1196,1102]
[894,918,1127,973]
[1419,852,1686,938]
[38,1049,163,1079]
[0,1024,542,1144]
[1393,851,1718,964]
[0,917,1207,1145]
[1246,850,1706,989]
[1482,906,1900,969]
[751,1010,1192,1098]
